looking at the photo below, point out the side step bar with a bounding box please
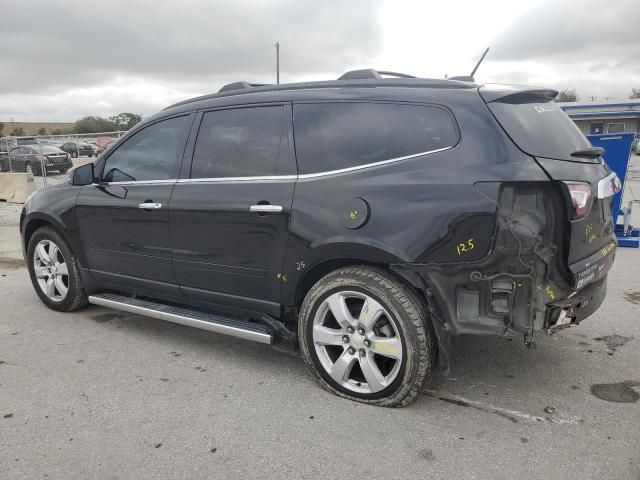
[89,293,273,345]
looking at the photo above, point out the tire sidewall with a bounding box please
[27,227,83,312]
[299,268,428,406]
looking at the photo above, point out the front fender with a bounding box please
[21,185,84,264]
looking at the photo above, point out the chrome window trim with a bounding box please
[92,179,177,186]
[176,175,297,184]
[296,146,452,179]
[92,145,452,186]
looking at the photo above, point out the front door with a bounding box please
[76,114,192,297]
[170,105,296,316]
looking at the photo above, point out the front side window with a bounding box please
[191,106,286,178]
[293,102,459,174]
[102,115,189,182]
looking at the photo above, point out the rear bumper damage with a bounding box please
[391,182,617,351]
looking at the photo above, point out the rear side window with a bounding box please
[293,102,458,174]
[487,101,595,163]
[191,106,286,178]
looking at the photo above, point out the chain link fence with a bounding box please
[0,131,125,189]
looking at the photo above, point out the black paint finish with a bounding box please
[20,78,616,338]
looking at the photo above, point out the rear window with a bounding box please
[487,101,595,162]
[294,102,458,174]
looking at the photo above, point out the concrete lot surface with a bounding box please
[1,156,639,479]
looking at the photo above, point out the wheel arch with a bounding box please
[22,214,75,260]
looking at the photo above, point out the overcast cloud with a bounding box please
[1,0,639,122]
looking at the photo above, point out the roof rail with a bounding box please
[448,75,475,82]
[338,69,416,80]
[218,81,271,93]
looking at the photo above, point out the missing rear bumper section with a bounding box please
[393,182,615,344]
[545,277,607,334]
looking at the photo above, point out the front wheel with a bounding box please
[25,162,42,176]
[27,227,88,312]
[299,266,437,407]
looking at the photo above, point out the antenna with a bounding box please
[470,47,490,78]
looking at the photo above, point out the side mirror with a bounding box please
[71,163,95,186]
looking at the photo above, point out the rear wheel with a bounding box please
[299,266,437,407]
[27,227,88,312]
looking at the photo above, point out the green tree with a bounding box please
[37,127,47,136]
[11,127,25,136]
[556,89,578,102]
[110,113,142,130]
[50,128,72,135]
[72,116,117,134]
[630,88,640,99]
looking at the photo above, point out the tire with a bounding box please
[25,162,42,176]
[299,266,437,407]
[27,226,88,312]
[59,168,69,174]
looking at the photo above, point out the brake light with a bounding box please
[564,182,592,218]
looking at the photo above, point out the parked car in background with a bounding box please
[0,137,17,162]
[59,142,96,158]
[632,134,640,154]
[3,145,72,175]
[96,136,117,155]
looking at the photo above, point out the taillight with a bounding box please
[564,182,592,218]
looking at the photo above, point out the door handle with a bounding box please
[249,204,283,213]
[138,202,162,209]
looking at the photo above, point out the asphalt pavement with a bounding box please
[1,156,639,479]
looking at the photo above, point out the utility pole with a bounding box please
[275,42,280,84]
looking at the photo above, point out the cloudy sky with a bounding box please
[1,0,639,122]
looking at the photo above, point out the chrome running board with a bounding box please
[89,293,273,344]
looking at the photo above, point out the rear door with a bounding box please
[76,114,192,296]
[170,104,296,316]
[481,87,619,287]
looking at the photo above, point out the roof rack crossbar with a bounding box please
[337,69,416,80]
[218,81,271,93]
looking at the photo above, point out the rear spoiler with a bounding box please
[479,84,558,104]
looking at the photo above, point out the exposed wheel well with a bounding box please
[294,258,430,310]
[295,259,381,307]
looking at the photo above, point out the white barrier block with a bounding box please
[0,173,36,204]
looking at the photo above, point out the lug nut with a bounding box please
[359,349,366,357]
[357,327,365,336]
[347,326,355,333]
[347,346,356,355]
[364,339,371,347]
[342,335,350,343]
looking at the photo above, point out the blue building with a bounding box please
[557,99,640,135]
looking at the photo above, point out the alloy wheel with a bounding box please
[33,239,69,302]
[312,290,404,394]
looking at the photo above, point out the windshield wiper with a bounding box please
[570,147,604,159]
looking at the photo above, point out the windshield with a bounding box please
[487,101,596,163]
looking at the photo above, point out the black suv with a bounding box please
[20,70,620,407]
